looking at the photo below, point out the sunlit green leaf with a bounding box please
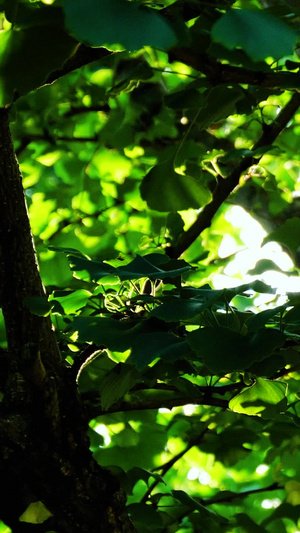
[19,501,53,524]
[50,290,91,314]
[229,378,287,419]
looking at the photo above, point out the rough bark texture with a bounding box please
[0,108,136,532]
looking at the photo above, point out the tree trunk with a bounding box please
[0,108,136,532]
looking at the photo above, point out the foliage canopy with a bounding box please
[2,0,300,532]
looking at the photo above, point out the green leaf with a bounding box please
[284,304,300,327]
[212,9,297,61]
[71,316,142,351]
[130,332,190,369]
[23,296,53,317]
[221,145,273,163]
[166,212,184,245]
[68,255,116,281]
[248,259,284,275]
[172,490,227,523]
[63,0,176,51]
[262,503,300,527]
[127,467,165,492]
[71,316,188,368]
[6,3,65,29]
[263,217,300,257]
[68,253,192,281]
[187,327,285,373]
[196,86,244,130]
[49,290,91,315]
[0,26,75,106]
[126,503,163,528]
[48,246,87,258]
[229,378,287,419]
[140,160,211,212]
[165,87,206,109]
[235,513,270,533]
[19,501,53,524]
[117,254,192,281]
[77,351,115,394]
[151,281,276,322]
[247,305,285,332]
[100,363,140,410]
[150,298,208,321]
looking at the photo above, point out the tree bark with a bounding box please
[0,108,136,532]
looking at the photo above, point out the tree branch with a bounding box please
[203,482,280,506]
[169,48,300,91]
[167,92,300,258]
[141,426,210,503]
[86,395,228,419]
[44,44,113,86]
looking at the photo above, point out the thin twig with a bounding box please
[203,482,280,506]
[141,427,210,503]
[169,48,300,92]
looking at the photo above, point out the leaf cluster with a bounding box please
[2,0,300,531]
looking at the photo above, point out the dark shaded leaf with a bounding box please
[212,9,296,61]
[235,513,269,532]
[196,86,244,130]
[63,0,176,51]
[71,316,143,351]
[68,253,192,281]
[172,490,227,523]
[100,364,140,409]
[126,503,163,528]
[140,160,211,212]
[247,305,285,332]
[130,333,190,369]
[187,327,285,373]
[23,296,53,317]
[0,25,75,106]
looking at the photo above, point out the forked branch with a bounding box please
[167,92,300,258]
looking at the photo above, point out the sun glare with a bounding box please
[214,206,300,297]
